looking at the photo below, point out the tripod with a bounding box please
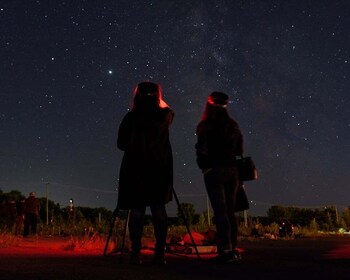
[103,188,201,261]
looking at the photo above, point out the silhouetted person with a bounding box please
[15,196,26,235]
[4,196,16,232]
[251,225,260,238]
[196,92,243,263]
[23,192,40,237]
[278,219,294,238]
[117,81,174,265]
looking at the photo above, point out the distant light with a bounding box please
[108,70,113,74]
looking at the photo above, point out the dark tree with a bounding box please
[177,203,200,225]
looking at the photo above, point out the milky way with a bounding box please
[1,1,349,215]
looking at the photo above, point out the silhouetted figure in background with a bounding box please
[23,192,40,237]
[196,92,244,264]
[278,219,294,238]
[4,196,16,232]
[15,196,26,235]
[117,82,174,265]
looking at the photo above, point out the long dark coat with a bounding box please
[117,107,174,209]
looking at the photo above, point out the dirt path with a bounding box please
[0,236,350,280]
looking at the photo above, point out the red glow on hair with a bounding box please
[131,82,170,110]
[207,96,227,108]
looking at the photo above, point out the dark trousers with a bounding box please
[23,213,38,236]
[129,204,168,253]
[204,167,239,254]
[15,215,25,235]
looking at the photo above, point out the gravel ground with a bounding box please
[0,236,350,280]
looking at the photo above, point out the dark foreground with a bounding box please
[0,236,350,280]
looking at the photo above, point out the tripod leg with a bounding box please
[172,188,201,260]
[103,207,119,256]
[119,210,131,263]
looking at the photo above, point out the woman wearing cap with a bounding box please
[117,82,174,264]
[196,92,243,263]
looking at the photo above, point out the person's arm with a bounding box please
[117,113,132,151]
[195,122,211,172]
[235,125,244,155]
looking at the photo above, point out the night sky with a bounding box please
[1,1,349,216]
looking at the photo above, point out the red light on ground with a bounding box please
[325,244,350,259]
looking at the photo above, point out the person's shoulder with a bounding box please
[159,107,174,124]
[121,111,135,122]
[197,120,205,128]
[228,117,240,128]
[124,111,134,117]
[227,118,242,134]
[196,120,209,132]
[160,107,174,115]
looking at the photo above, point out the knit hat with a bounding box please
[208,92,229,108]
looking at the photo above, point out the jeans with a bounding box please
[23,213,38,236]
[204,167,239,254]
[129,204,168,253]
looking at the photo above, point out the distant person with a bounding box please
[15,195,26,235]
[117,81,174,265]
[23,192,40,237]
[4,196,16,232]
[251,225,260,238]
[196,92,244,264]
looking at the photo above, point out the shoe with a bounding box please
[211,251,240,264]
[129,252,143,265]
[152,252,167,265]
[232,249,242,261]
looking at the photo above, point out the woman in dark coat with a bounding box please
[117,81,174,264]
[196,92,243,264]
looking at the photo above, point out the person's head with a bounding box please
[132,81,162,111]
[208,92,229,108]
[201,91,230,121]
[29,192,35,197]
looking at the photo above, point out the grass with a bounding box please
[62,232,116,252]
[1,222,348,253]
[0,232,22,248]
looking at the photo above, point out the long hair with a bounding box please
[132,82,163,112]
[199,92,242,154]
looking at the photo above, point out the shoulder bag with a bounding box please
[236,155,258,182]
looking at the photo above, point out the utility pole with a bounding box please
[244,210,248,227]
[335,205,339,225]
[46,182,49,226]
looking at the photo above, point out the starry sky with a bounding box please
[1,1,349,216]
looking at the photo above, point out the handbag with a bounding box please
[235,184,250,212]
[236,156,258,181]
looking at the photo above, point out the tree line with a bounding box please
[264,205,350,231]
[1,189,349,235]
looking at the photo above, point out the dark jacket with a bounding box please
[25,196,40,216]
[117,107,174,209]
[196,118,243,170]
